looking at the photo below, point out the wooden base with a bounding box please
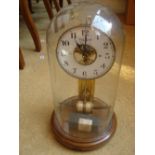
[51,112,117,151]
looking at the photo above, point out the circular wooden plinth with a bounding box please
[51,112,117,151]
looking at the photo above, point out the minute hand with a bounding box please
[84,33,88,52]
[74,40,85,55]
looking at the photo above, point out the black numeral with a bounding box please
[105,56,110,59]
[100,63,106,68]
[103,42,108,49]
[71,32,76,39]
[105,52,110,55]
[62,40,69,46]
[93,69,98,75]
[72,68,77,74]
[98,54,102,58]
[82,71,87,77]
[105,52,110,59]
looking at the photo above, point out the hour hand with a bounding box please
[75,40,81,49]
[75,39,85,53]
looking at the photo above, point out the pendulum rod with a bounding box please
[78,79,95,102]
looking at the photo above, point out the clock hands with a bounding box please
[75,39,82,51]
[74,39,96,65]
[75,39,93,56]
[75,39,87,63]
[74,26,97,65]
[84,24,88,53]
[84,31,87,51]
[74,39,85,55]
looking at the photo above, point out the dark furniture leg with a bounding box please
[20,0,41,51]
[43,0,54,19]
[53,0,60,12]
[19,48,25,69]
[28,0,34,13]
[126,0,135,25]
[59,0,63,7]
[59,0,71,8]
[67,0,71,5]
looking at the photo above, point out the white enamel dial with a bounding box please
[56,26,115,79]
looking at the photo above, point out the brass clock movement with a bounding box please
[47,1,124,151]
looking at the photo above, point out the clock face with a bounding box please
[56,26,115,79]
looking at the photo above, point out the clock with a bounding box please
[56,25,116,79]
[47,1,124,151]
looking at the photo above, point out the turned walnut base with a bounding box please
[51,112,117,151]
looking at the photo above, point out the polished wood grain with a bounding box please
[19,48,25,69]
[126,0,135,25]
[43,0,54,19]
[20,0,41,51]
[28,0,33,13]
[53,0,60,12]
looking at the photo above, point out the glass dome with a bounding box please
[47,1,124,151]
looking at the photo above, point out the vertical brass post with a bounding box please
[78,79,95,102]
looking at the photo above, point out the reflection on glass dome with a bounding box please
[47,1,124,150]
[92,13,112,35]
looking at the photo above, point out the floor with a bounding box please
[19,1,134,155]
